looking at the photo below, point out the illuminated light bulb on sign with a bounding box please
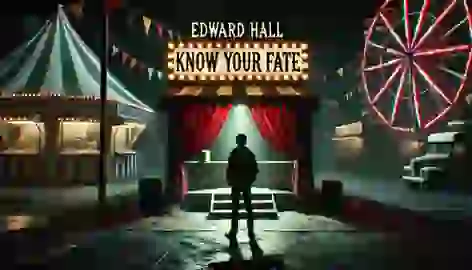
[168,74,175,80]
[168,43,175,49]
[248,75,253,80]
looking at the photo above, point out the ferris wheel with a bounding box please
[362,0,472,132]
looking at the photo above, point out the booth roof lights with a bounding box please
[6,93,100,100]
[0,117,97,122]
[1,117,29,121]
[57,118,98,122]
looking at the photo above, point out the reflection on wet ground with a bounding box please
[2,211,470,270]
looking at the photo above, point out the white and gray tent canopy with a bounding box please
[0,6,154,121]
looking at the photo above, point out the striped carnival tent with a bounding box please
[0,5,153,120]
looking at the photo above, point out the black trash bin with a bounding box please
[138,177,163,215]
[321,180,343,214]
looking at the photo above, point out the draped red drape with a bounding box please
[250,104,300,194]
[250,104,297,156]
[175,104,232,199]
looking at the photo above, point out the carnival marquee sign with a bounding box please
[167,41,309,82]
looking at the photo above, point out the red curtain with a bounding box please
[175,104,232,199]
[179,104,232,157]
[251,104,301,194]
[250,104,297,156]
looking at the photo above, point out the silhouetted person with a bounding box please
[225,134,259,241]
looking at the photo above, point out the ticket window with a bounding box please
[0,121,45,153]
[60,121,99,152]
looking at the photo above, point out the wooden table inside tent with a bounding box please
[0,95,146,186]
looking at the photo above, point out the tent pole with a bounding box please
[98,6,109,207]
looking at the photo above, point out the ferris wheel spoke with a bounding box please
[364,58,402,72]
[413,61,452,104]
[411,0,430,47]
[414,0,457,50]
[371,64,403,104]
[402,0,412,49]
[390,66,407,125]
[438,65,466,80]
[410,70,422,128]
[367,41,404,56]
[414,44,471,56]
[443,18,468,38]
[379,12,408,52]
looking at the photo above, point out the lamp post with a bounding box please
[98,0,110,207]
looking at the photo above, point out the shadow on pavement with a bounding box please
[209,236,284,270]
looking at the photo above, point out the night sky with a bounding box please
[0,0,382,71]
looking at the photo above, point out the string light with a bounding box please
[167,41,309,81]
[5,93,100,100]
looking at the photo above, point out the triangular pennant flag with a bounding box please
[111,44,119,56]
[137,62,146,70]
[147,67,154,80]
[157,71,163,79]
[156,23,163,37]
[129,58,137,69]
[168,30,173,39]
[68,1,84,18]
[142,16,151,35]
[337,67,343,77]
[121,52,128,64]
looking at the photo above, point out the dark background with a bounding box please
[0,0,383,71]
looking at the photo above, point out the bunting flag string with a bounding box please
[142,16,181,40]
[142,16,152,35]
[111,44,163,81]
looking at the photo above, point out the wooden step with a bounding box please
[207,209,279,220]
[402,175,425,182]
[212,199,275,210]
[213,193,273,201]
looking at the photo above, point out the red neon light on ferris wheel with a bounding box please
[362,0,472,132]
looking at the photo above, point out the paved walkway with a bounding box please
[314,172,472,220]
[11,211,469,270]
[0,182,138,215]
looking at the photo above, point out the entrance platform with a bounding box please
[183,188,295,216]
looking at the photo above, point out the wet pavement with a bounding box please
[4,210,470,270]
